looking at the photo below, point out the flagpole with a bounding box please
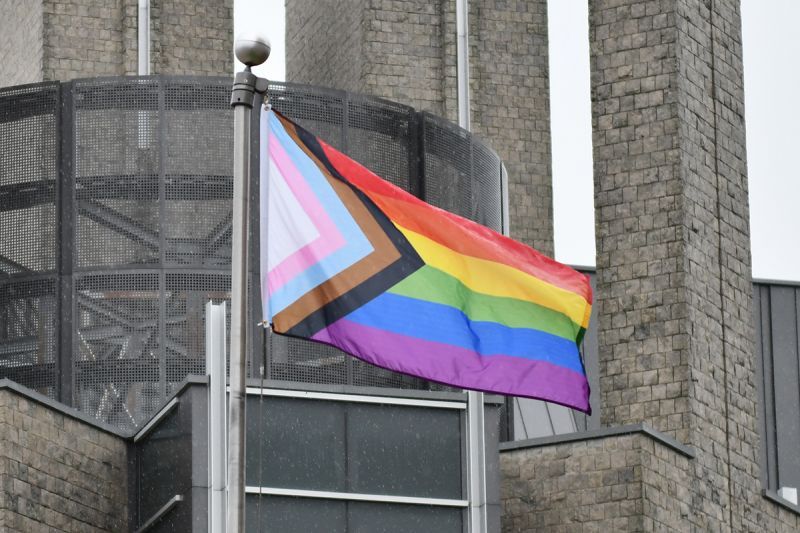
[229,34,270,533]
[456,1,488,531]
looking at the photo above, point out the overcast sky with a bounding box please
[235,0,800,283]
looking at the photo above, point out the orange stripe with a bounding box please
[321,142,592,303]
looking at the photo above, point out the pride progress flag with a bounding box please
[260,109,592,413]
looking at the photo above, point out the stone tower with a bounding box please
[589,0,777,529]
[286,0,555,257]
[0,0,232,85]
[289,0,800,530]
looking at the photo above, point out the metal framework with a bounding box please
[0,76,506,432]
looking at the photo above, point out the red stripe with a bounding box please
[321,142,592,303]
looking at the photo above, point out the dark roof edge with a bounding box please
[0,378,129,438]
[752,277,800,288]
[499,423,695,459]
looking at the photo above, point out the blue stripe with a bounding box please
[268,113,374,314]
[345,292,585,374]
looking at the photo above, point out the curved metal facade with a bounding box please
[0,76,506,431]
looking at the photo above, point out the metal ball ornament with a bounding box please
[234,33,271,67]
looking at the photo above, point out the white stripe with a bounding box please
[243,386,466,409]
[244,486,468,508]
[266,157,320,271]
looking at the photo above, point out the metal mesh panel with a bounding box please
[422,114,472,218]
[0,76,506,429]
[74,273,161,431]
[0,280,58,398]
[267,331,348,385]
[164,273,230,395]
[164,80,233,267]
[74,79,161,268]
[344,97,416,191]
[270,82,345,151]
[351,358,428,389]
[472,141,503,232]
[0,83,58,275]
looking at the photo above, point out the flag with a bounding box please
[260,109,593,413]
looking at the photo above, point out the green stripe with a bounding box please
[388,265,584,341]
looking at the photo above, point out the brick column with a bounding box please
[287,0,555,255]
[467,0,553,255]
[0,0,233,84]
[590,0,762,529]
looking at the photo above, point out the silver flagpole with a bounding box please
[229,34,270,533]
[456,1,488,531]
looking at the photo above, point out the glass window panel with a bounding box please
[348,502,463,533]
[246,397,346,491]
[245,495,346,533]
[346,405,462,498]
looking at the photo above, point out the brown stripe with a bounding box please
[271,119,402,331]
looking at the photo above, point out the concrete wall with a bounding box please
[0,0,44,86]
[149,0,232,76]
[286,0,365,94]
[0,383,128,532]
[501,427,694,532]
[286,0,555,256]
[500,426,800,532]
[0,0,232,85]
[589,0,799,529]
[41,0,128,81]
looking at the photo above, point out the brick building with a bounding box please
[1,0,799,531]
[0,0,232,83]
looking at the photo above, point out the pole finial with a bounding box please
[235,33,271,67]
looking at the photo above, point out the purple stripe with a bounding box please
[312,318,591,413]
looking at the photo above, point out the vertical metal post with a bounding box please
[457,1,487,531]
[467,391,488,531]
[229,68,257,533]
[137,0,150,75]
[207,301,227,533]
[456,0,471,131]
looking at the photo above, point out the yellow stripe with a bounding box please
[400,227,591,329]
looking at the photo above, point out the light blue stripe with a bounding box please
[345,292,586,375]
[268,114,374,314]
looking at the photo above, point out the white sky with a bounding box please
[235,0,800,282]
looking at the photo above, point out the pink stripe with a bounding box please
[267,136,346,293]
[312,318,591,413]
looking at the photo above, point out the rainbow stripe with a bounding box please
[261,110,593,413]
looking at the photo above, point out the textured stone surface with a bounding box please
[0,389,128,532]
[286,0,365,94]
[41,0,128,81]
[501,430,799,532]
[287,0,555,256]
[0,0,44,86]
[464,0,553,257]
[149,0,232,76]
[0,0,232,85]
[590,0,798,530]
[501,433,692,532]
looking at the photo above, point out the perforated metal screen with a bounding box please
[0,83,59,400]
[0,77,505,430]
